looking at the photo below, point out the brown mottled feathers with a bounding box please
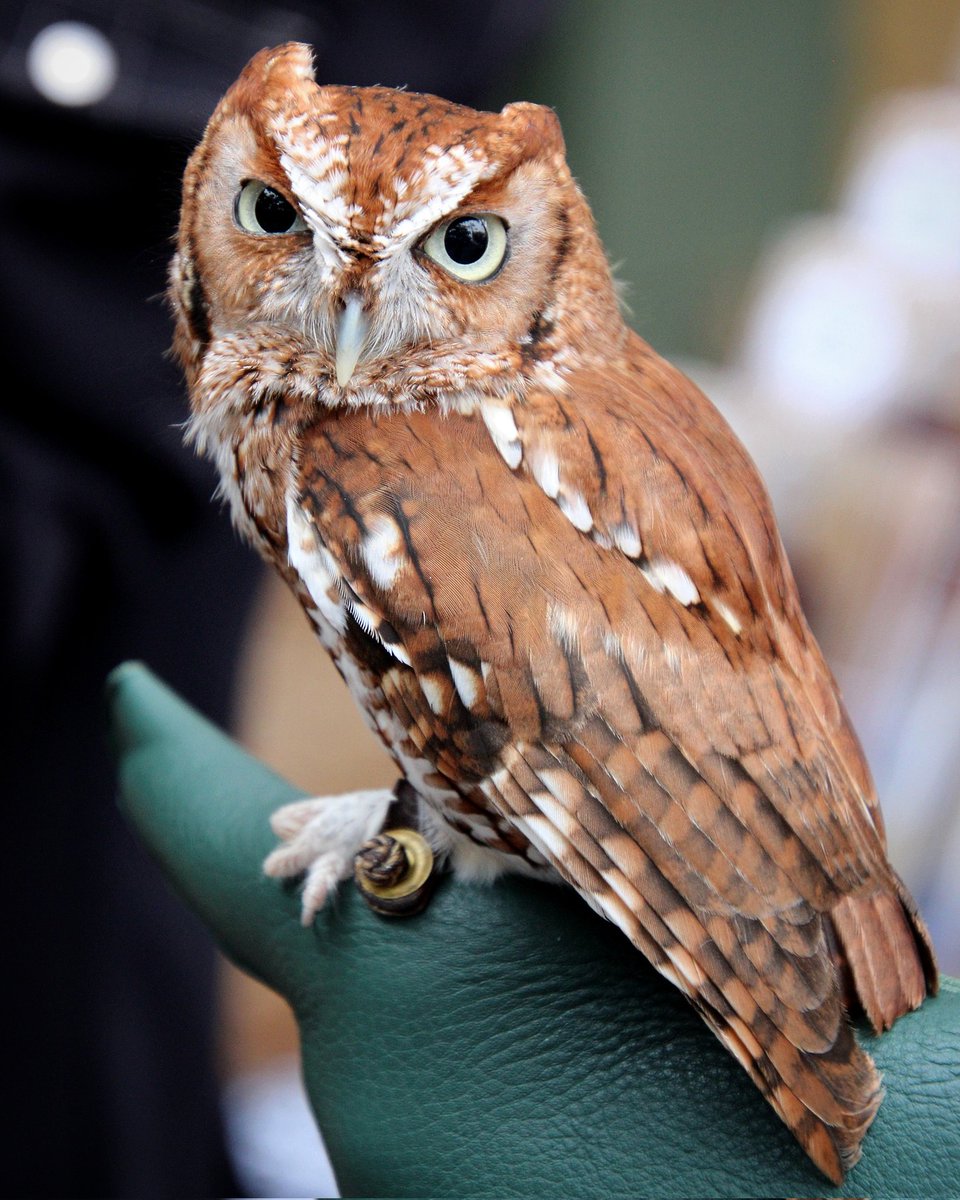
[172,43,937,1184]
[290,346,935,1182]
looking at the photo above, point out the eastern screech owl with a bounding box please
[170,42,936,1183]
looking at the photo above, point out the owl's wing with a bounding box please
[289,349,933,1182]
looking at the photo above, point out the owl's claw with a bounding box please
[263,788,394,924]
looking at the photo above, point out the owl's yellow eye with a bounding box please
[421,214,508,282]
[235,180,307,236]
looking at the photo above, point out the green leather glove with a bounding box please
[108,661,960,1199]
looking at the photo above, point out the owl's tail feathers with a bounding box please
[828,879,939,1035]
[700,995,883,1185]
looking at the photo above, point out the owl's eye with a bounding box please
[421,214,508,282]
[235,180,307,236]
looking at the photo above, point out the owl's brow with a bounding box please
[270,106,501,251]
[371,143,498,244]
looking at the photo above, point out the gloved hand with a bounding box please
[108,660,960,1199]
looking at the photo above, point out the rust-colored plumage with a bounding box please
[171,43,937,1182]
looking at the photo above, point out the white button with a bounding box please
[27,21,118,107]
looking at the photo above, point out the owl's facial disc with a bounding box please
[331,214,509,385]
[176,65,579,399]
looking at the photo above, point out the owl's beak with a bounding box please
[334,293,370,387]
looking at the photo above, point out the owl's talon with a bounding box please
[269,796,335,839]
[263,788,394,917]
[263,837,329,879]
[299,858,342,925]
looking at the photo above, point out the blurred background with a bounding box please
[3,2,958,1196]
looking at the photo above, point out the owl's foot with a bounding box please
[263,788,393,925]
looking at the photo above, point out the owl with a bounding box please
[170,42,937,1183]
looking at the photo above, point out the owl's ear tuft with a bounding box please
[227,42,317,113]
[499,101,565,161]
[257,41,317,86]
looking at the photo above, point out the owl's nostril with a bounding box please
[335,293,369,387]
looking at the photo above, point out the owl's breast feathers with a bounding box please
[267,334,934,1183]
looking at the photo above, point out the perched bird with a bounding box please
[170,42,937,1183]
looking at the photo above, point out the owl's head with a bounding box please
[171,43,623,415]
